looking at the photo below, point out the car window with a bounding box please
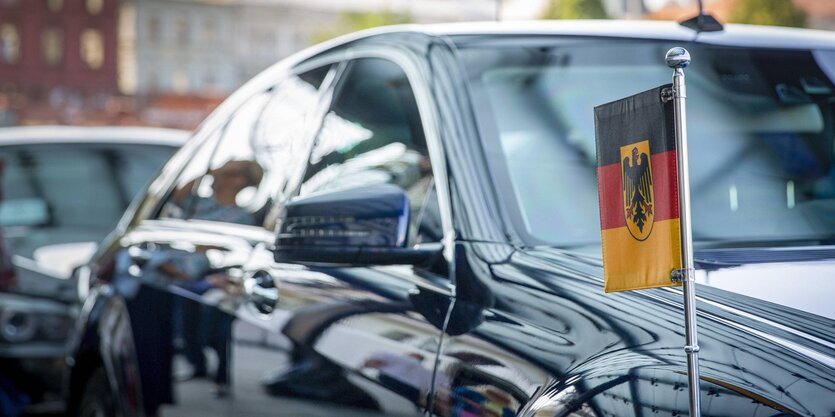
[158,126,224,221]
[1,144,175,250]
[161,67,329,228]
[299,58,442,245]
[459,40,835,249]
[0,143,176,296]
[258,66,331,229]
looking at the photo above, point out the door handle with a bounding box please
[126,243,161,271]
[123,245,154,277]
[244,270,279,315]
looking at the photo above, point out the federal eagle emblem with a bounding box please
[621,140,654,241]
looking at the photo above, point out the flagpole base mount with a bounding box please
[670,267,695,283]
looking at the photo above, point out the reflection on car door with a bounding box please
[111,221,265,417]
[105,53,454,417]
[236,56,451,417]
[105,66,341,417]
[241,247,449,416]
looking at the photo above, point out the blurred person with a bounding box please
[0,157,27,417]
[0,159,15,291]
[189,272,239,397]
[169,159,264,224]
[162,159,263,396]
[118,159,263,414]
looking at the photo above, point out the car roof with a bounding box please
[0,125,190,147]
[180,19,835,146]
[328,20,835,51]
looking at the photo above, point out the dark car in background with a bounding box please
[0,126,186,415]
[69,21,835,417]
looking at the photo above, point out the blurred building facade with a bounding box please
[122,0,238,96]
[4,0,832,128]
[0,0,119,125]
[121,0,495,98]
[0,0,495,128]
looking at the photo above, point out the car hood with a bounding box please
[523,247,835,367]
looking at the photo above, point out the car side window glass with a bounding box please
[157,127,223,220]
[162,67,329,228]
[299,58,441,245]
[254,67,330,230]
[187,91,272,226]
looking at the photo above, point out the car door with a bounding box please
[239,55,454,417]
[93,65,335,417]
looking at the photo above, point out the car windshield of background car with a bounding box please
[0,143,175,294]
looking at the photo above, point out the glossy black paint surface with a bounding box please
[437,243,835,416]
[67,25,835,417]
[72,219,448,417]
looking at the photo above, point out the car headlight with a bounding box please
[0,309,73,344]
[0,295,74,344]
[0,309,37,343]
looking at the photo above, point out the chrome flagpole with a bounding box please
[666,47,702,417]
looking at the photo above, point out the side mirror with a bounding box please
[274,184,440,265]
[0,198,50,227]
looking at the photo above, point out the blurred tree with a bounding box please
[312,10,412,44]
[541,0,608,19]
[731,0,806,28]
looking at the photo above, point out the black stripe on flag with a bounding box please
[594,84,676,167]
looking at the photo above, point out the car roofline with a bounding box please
[188,19,835,159]
[0,126,190,147]
[283,20,835,54]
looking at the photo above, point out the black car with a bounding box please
[68,21,835,417]
[0,126,186,415]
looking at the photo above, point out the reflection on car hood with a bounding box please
[524,247,835,360]
[537,245,835,321]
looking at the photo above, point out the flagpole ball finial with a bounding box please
[665,47,691,69]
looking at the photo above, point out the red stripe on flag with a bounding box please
[598,150,679,230]
[652,150,680,222]
[597,162,626,230]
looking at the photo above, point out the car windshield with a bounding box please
[0,142,175,297]
[458,38,835,250]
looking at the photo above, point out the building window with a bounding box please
[172,70,189,94]
[86,0,103,15]
[80,29,104,69]
[46,0,63,12]
[175,18,189,46]
[0,24,20,64]
[41,27,63,66]
[147,15,160,43]
[147,70,158,92]
[204,71,216,92]
[204,19,216,43]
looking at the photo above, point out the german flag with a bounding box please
[594,84,682,293]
